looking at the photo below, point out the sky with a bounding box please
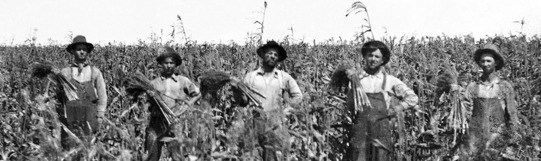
[1,0,540,45]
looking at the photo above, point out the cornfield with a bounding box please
[1,35,540,160]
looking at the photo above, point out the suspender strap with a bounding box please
[381,73,387,91]
[90,66,96,85]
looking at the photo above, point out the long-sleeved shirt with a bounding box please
[243,68,303,111]
[60,65,107,113]
[150,74,200,108]
[463,77,519,125]
[349,71,418,109]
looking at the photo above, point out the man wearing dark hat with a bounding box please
[344,40,418,161]
[232,41,302,160]
[58,35,107,137]
[145,47,201,161]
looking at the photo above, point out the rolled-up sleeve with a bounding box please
[94,69,108,113]
[185,80,201,97]
[502,81,519,126]
[392,79,418,108]
[286,76,303,104]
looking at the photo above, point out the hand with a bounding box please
[450,84,460,92]
[345,69,356,78]
[283,105,296,115]
[146,90,157,97]
[230,77,241,87]
[97,111,105,125]
[52,68,60,74]
[97,111,105,119]
[186,100,195,106]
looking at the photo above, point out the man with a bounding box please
[345,40,418,161]
[145,47,201,161]
[232,41,303,161]
[58,35,107,136]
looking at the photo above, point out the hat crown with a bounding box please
[156,46,182,66]
[481,43,499,53]
[72,35,88,43]
[256,40,288,61]
[265,41,279,46]
[158,46,177,55]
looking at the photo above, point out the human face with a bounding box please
[160,57,176,75]
[478,53,497,73]
[263,48,279,68]
[363,49,384,70]
[72,44,89,61]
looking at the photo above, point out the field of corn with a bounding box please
[1,35,541,160]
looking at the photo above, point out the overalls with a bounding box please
[63,67,99,135]
[468,96,509,160]
[246,70,290,161]
[347,74,394,161]
[146,92,189,161]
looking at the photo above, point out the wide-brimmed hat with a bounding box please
[66,35,94,53]
[359,40,391,66]
[156,47,182,66]
[257,41,287,62]
[474,43,504,70]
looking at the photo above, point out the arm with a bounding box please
[392,79,418,109]
[286,77,303,104]
[502,81,519,127]
[185,80,201,106]
[95,69,108,118]
[231,76,249,106]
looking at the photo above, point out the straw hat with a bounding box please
[359,40,391,66]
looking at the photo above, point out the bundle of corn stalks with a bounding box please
[31,62,79,100]
[123,72,178,126]
[31,62,55,78]
[437,70,467,142]
[330,62,371,113]
[200,71,266,107]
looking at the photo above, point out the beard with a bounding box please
[264,59,277,67]
[162,68,175,76]
[366,61,381,70]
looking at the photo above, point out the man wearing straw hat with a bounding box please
[455,43,519,160]
[344,40,418,161]
[58,35,107,144]
[145,47,201,161]
[231,40,303,161]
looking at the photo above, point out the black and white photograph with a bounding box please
[1,0,540,160]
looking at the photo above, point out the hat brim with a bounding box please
[156,53,182,66]
[474,49,505,70]
[66,42,94,53]
[257,44,287,62]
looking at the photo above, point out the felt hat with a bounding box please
[156,47,182,66]
[256,41,287,62]
[66,35,94,53]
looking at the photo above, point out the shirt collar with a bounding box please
[71,62,89,67]
[160,74,178,82]
[478,77,500,86]
[256,67,279,78]
[360,70,384,79]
